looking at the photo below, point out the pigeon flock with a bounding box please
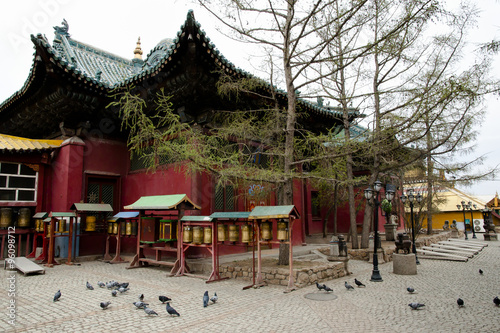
[52,279,219,317]
[310,267,500,312]
[51,265,498,320]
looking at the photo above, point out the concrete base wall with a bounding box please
[393,253,417,275]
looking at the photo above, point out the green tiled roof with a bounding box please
[0,10,360,129]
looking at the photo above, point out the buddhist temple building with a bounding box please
[0,11,372,261]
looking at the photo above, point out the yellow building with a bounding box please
[403,184,487,233]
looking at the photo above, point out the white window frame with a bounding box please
[0,162,38,203]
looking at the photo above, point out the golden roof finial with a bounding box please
[134,37,143,59]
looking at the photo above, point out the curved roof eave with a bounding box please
[116,10,359,122]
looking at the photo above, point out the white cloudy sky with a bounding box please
[0,0,499,198]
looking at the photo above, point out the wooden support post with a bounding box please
[103,234,112,261]
[0,234,5,259]
[286,217,296,293]
[45,217,56,267]
[66,217,74,265]
[256,219,264,286]
[17,234,22,257]
[25,233,30,257]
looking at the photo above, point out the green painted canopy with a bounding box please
[70,203,113,212]
[33,212,48,219]
[248,205,300,220]
[180,216,213,222]
[210,212,251,219]
[124,194,201,211]
[49,212,77,218]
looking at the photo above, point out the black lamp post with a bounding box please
[400,188,423,265]
[364,180,395,282]
[468,201,477,239]
[457,201,468,240]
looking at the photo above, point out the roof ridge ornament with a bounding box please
[53,19,70,37]
[133,37,143,59]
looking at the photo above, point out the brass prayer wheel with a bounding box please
[261,221,272,240]
[203,226,212,244]
[125,221,132,236]
[58,219,66,233]
[35,219,42,232]
[107,221,114,234]
[228,224,239,242]
[193,226,203,244]
[112,222,119,235]
[277,221,288,241]
[183,225,193,243]
[18,208,31,228]
[45,222,51,237]
[38,220,45,232]
[131,221,138,236]
[85,216,96,232]
[217,224,227,241]
[120,220,126,235]
[241,224,252,243]
[0,208,13,228]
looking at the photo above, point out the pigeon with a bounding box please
[210,292,218,304]
[479,269,483,275]
[86,281,94,290]
[118,287,129,293]
[345,281,354,290]
[133,301,149,309]
[53,290,61,302]
[119,282,129,289]
[111,290,117,297]
[106,282,115,289]
[144,306,158,316]
[457,298,464,307]
[203,291,209,307]
[159,295,172,304]
[97,281,105,288]
[100,301,111,310]
[322,284,333,292]
[315,282,325,291]
[354,278,365,287]
[166,302,180,316]
[408,302,425,310]
[494,296,500,307]
[139,294,144,301]
[407,287,415,294]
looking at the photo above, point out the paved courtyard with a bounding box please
[1,237,499,333]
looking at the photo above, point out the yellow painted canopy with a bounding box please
[0,134,62,152]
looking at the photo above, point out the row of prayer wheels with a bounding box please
[261,221,289,241]
[0,207,32,228]
[183,226,213,244]
[107,221,138,236]
[182,222,289,244]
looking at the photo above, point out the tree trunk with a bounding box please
[277,3,296,266]
[426,117,433,235]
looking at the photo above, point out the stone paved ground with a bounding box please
[1,236,499,333]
